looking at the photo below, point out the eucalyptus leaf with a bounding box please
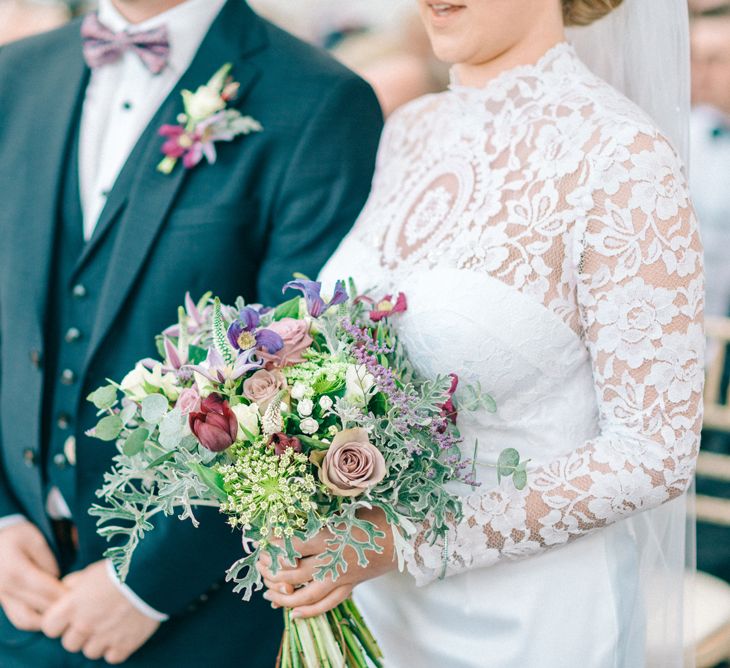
[513,469,528,490]
[141,394,169,424]
[497,448,520,477]
[119,403,137,427]
[123,428,149,457]
[88,385,118,410]
[96,415,123,442]
[158,408,185,450]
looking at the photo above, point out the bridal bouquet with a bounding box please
[87,280,525,668]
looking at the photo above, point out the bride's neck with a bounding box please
[454,26,567,89]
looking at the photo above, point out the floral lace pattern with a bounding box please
[343,44,704,584]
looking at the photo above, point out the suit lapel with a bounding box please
[83,0,268,369]
[19,25,89,331]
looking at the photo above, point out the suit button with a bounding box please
[60,369,76,385]
[64,436,77,466]
[199,594,209,603]
[72,284,87,299]
[29,349,43,369]
[23,449,37,467]
[64,328,82,343]
[57,413,71,430]
[53,453,67,470]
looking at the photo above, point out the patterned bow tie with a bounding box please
[81,13,170,75]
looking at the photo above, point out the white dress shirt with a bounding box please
[690,105,730,317]
[80,0,227,238]
[0,0,226,622]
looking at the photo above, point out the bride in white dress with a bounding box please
[260,1,704,666]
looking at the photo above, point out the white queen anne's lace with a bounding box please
[328,43,704,584]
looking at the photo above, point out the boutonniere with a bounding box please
[157,63,262,175]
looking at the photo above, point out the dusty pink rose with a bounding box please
[320,428,386,497]
[242,369,287,411]
[257,318,313,369]
[177,387,201,416]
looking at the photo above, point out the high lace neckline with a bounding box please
[448,41,583,102]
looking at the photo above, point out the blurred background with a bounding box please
[2,0,730,665]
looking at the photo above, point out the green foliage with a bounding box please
[87,385,118,411]
[140,394,168,424]
[212,297,236,365]
[497,448,530,490]
[122,428,149,457]
[96,415,123,442]
[273,296,301,321]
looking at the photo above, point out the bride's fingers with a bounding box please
[257,557,316,586]
[262,577,295,595]
[257,551,299,571]
[263,578,335,609]
[291,584,354,620]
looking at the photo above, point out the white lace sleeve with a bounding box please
[406,132,705,586]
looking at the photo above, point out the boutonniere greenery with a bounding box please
[157,63,262,175]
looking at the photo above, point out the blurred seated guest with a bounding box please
[690,0,730,586]
[248,0,447,115]
[690,0,730,318]
[0,0,69,44]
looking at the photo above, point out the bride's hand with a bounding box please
[256,506,396,619]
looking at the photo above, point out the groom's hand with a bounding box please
[41,560,160,664]
[0,521,66,632]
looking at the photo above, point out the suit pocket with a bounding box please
[164,203,254,231]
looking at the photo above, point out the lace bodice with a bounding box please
[321,43,704,585]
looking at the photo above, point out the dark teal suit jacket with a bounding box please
[0,1,382,664]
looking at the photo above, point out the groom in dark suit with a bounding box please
[0,0,382,665]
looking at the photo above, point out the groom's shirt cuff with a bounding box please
[0,514,28,531]
[105,559,170,622]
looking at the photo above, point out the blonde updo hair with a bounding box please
[562,0,624,26]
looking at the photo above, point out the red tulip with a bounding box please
[189,393,238,452]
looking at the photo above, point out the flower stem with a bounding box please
[293,617,319,668]
[307,617,331,668]
[330,606,368,668]
[343,599,384,666]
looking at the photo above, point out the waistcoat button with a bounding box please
[72,284,87,299]
[60,369,76,385]
[53,453,67,470]
[65,328,82,343]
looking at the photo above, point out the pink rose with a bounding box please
[177,387,201,416]
[242,369,287,412]
[257,318,313,369]
[320,428,387,497]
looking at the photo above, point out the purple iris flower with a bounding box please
[227,306,284,355]
[184,348,261,384]
[239,306,261,330]
[283,279,348,318]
